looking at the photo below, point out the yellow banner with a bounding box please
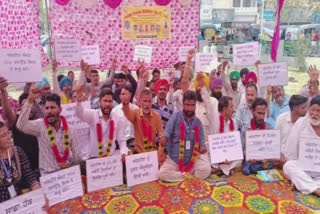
[121,6,171,40]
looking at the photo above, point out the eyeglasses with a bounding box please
[0,131,12,138]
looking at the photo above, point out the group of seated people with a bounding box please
[0,49,320,206]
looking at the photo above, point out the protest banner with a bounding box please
[179,47,194,62]
[81,45,101,65]
[121,6,171,40]
[55,39,81,62]
[195,53,217,73]
[0,189,46,214]
[133,45,153,64]
[40,165,83,206]
[61,102,90,129]
[258,62,288,87]
[86,155,123,192]
[245,130,281,160]
[126,151,159,186]
[208,131,243,164]
[0,49,42,83]
[233,42,259,66]
[299,135,320,172]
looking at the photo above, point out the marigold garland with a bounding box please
[96,120,114,157]
[141,119,153,152]
[44,116,70,169]
[178,119,200,173]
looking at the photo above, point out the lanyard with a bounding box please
[0,149,12,180]
[182,114,196,135]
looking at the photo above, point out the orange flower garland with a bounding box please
[96,120,114,157]
[44,116,70,169]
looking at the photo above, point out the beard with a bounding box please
[212,92,222,100]
[46,113,59,125]
[184,110,195,118]
[310,117,320,126]
[101,106,112,116]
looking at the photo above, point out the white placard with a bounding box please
[208,131,244,164]
[126,151,159,187]
[86,155,123,192]
[299,135,320,172]
[245,130,281,161]
[0,49,42,83]
[133,45,153,64]
[40,165,83,206]
[81,45,101,65]
[233,42,259,66]
[0,189,46,214]
[55,39,81,62]
[179,47,194,62]
[195,53,217,73]
[257,62,288,87]
[61,102,90,129]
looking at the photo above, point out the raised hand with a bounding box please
[308,65,319,82]
[196,73,205,90]
[111,58,117,69]
[76,85,85,103]
[187,49,196,61]
[52,60,57,73]
[28,84,41,103]
[0,77,9,92]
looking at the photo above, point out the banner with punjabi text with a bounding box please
[121,6,171,40]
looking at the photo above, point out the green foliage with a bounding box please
[293,35,311,72]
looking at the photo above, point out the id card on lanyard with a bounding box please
[0,149,17,198]
[183,115,196,150]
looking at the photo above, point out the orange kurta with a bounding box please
[123,104,163,153]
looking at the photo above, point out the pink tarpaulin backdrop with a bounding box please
[49,0,199,69]
[0,0,49,67]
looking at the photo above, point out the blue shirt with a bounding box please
[162,111,205,166]
[267,97,290,128]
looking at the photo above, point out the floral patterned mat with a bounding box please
[49,171,320,214]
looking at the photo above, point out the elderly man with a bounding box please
[159,91,211,182]
[211,96,242,176]
[283,96,320,196]
[266,86,290,128]
[299,65,319,105]
[235,83,257,132]
[122,89,163,154]
[275,95,307,162]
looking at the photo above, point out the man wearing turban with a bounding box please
[210,78,223,101]
[239,68,249,94]
[220,65,242,111]
[245,72,258,85]
[59,76,73,104]
[152,79,174,129]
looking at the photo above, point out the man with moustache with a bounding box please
[235,83,258,131]
[266,86,290,128]
[241,98,275,175]
[152,79,174,129]
[17,86,83,175]
[221,69,241,111]
[210,78,223,101]
[284,96,320,197]
[122,89,163,154]
[159,91,211,182]
[76,87,128,161]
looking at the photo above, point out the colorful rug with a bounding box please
[49,171,320,214]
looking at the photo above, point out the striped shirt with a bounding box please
[16,102,83,176]
[152,101,174,129]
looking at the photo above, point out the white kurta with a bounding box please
[275,111,293,154]
[283,115,320,194]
